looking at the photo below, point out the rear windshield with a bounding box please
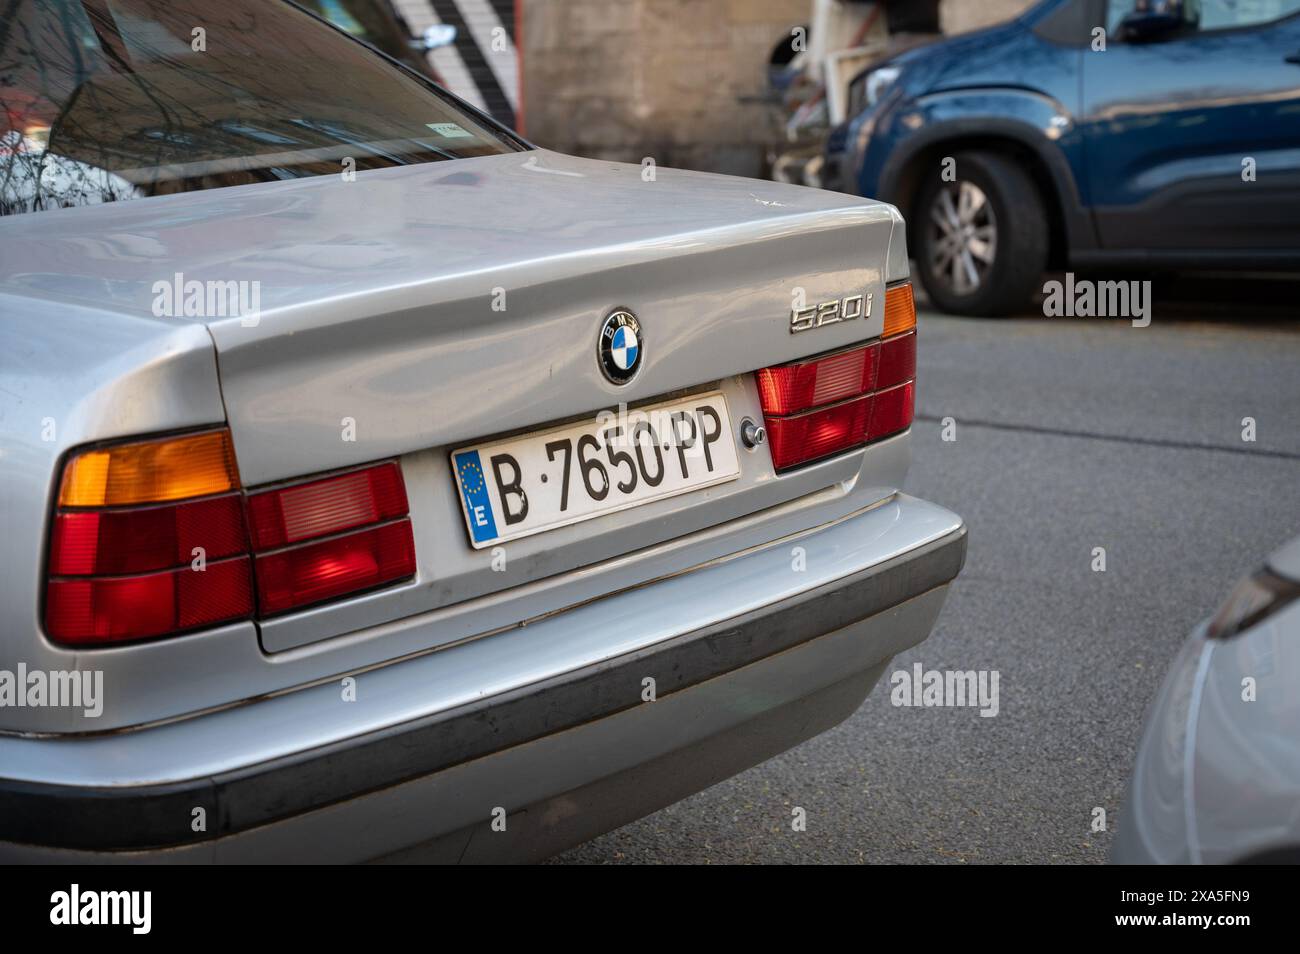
[0,0,522,217]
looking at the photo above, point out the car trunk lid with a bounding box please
[3,149,909,651]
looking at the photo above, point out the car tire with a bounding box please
[913,151,1048,317]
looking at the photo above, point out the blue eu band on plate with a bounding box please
[453,450,500,545]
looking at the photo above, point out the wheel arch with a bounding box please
[876,116,1092,270]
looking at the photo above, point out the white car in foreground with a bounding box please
[1116,536,1300,864]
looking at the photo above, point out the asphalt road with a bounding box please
[554,294,1300,864]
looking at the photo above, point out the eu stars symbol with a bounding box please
[453,449,498,545]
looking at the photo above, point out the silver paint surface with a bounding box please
[0,149,915,733]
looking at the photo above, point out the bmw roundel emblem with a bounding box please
[598,308,642,384]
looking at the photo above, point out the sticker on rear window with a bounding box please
[427,122,473,138]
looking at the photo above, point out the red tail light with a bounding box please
[46,430,253,645]
[245,464,415,617]
[870,381,915,440]
[757,282,916,472]
[245,462,408,550]
[46,432,415,646]
[46,558,255,644]
[254,520,415,616]
[49,495,248,576]
[877,329,916,390]
[765,393,874,469]
[756,345,879,416]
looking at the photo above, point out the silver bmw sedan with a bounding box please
[0,0,964,862]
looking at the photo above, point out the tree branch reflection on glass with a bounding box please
[1,0,519,217]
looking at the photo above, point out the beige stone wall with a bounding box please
[522,0,809,177]
[521,0,1036,177]
[941,0,1033,35]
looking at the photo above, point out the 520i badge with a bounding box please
[599,308,642,383]
[791,292,872,334]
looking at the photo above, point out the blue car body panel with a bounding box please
[1081,11,1300,251]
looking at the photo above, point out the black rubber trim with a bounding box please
[0,524,966,852]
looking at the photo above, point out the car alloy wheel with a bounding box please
[926,180,997,296]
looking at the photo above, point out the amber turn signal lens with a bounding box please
[58,429,240,507]
[883,282,916,338]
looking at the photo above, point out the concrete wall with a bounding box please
[941,0,1031,35]
[521,0,1035,177]
[522,0,809,177]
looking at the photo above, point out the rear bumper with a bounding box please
[0,494,965,863]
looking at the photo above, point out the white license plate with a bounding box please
[451,391,740,548]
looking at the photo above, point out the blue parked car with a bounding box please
[828,0,1300,315]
